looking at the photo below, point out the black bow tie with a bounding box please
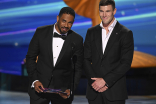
[53,32,66,40]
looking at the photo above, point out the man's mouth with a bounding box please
[62,27,68,31]
[103,17,107,19]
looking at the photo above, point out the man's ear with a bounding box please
[57,15,59,22]
[113,8,117,15]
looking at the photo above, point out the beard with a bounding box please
[58,25,68,34]
[100,14,115,26]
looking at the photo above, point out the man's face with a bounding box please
[99,5,116,26]
[56,13,74,34]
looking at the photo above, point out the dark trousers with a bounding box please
[88,93,125,104]
[30,93,71,104]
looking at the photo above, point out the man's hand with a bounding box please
[98,86,108,92]
[91,78,106,91]
[59,89,70,99]
[34,81,44,93]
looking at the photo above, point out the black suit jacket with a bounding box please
[26,24,83,100]
[84,22,134,101]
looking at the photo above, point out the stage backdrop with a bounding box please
[0,0,156,75]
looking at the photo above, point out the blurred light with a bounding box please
[135,8,139,11]
[14,42,18,46]
[121,11,125,16]
[34,0,37,4]
[133,2,136,6]
[117,12,156,21]
[0,1,67,18]
[0,29,36,36]
[134,47,138,50]
[0,21,92,36]
[73,21,91,27]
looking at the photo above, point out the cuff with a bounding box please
[31,80,39,88]
[105,83,109,87]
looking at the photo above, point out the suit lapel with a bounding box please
[95,25,103,59]
[47,25,54,68]
[103,22,121,59]
[54,31,72,67]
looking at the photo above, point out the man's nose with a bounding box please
[65,22,68,27]
[103,12,106,17]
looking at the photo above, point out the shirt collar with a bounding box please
[53,23,68,36]
[100,18,117,30]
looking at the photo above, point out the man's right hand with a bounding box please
[34,81,44,93]
[59,89,70,99]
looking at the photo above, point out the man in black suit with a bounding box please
[26,7,83,104]
[84,0,134,104]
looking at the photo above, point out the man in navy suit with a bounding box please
[84,0,134,104]
[26,7,83,104]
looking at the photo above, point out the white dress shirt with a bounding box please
[100,18,117,54]
[52,25,67,66]
[31,24,67,88]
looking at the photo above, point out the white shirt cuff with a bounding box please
[31,80,39,88]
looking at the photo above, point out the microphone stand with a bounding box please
[70,43,77,104]
[70,55,77,104]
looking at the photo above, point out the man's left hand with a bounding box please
[98,86,108,92]
[91,78,106,91]
[59,89,70,99]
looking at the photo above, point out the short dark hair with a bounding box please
[99,0,115,10]
[58,7,75,18]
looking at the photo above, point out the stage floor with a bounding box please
[0,91,156,104]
